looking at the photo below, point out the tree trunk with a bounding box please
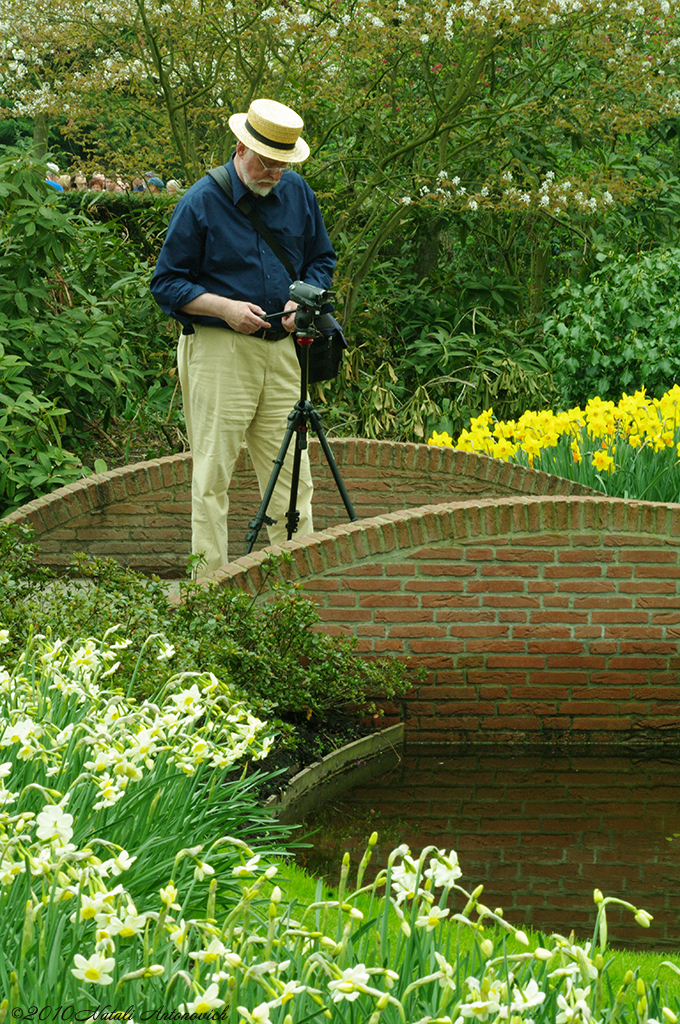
[33,113,49,158]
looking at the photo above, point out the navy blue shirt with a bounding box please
[150,158,336,330]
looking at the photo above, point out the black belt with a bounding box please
[251,327,290,341]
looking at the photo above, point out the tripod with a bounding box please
[245,328,358,554]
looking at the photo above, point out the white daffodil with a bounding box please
[391,857,421,903]
[85,749,114,772]
[0,857,24,884]
[160,882,181,909]
[1,717,42,747]
[416,905,450,931]
[71,952,116,986]
[232,855,260,877]
[459,976,505,1022]
[93,773,125,810]
[434,952,456,992]
[555,985,592,1024]
[103,850,136,876]
[194,859,215,881]
[276,979,306,1004]
[116,910,150,937]
[190,937,226,963]
[157,641,176,662]
[425,849,462,888]
[170,684,204,717]
[169,918,190,950]
[36,805,74,845]
[180,983,224,1014]
[328,964,371,1003]
[237,1001,272,1023]
[76,892,110,921]
[503,978,546,1016]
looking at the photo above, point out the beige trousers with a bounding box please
[178,325,313,573]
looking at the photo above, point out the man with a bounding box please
[151,98,336,574]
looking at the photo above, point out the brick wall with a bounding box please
[211,495,680,748]
[303,746,680,950]
[5,440,593,574]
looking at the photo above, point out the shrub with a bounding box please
[0,148,174,514]
[543,248,680,408]
[0,528,414,742]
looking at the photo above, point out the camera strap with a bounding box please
[207,166,297,282]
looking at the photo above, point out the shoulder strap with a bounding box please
[207,166,296,282]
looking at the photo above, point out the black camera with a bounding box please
[289,280,331,317]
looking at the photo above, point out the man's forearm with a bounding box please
[180,293,235,322]
[180,293,273,335]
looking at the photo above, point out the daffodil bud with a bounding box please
[593,888,604,904]
[637,978,646,997]
[635,908,653,928]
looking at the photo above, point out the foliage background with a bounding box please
[2,0,680,508]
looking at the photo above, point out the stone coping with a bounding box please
[265,724,405,824]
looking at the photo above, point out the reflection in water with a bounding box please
[300,745,680,951]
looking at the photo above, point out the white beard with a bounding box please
[240,165,280,197]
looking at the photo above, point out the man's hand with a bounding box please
[222,298,272,334]
[282,299,299,334]
[179,293,271,334]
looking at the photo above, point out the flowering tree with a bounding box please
[2,0,680,322]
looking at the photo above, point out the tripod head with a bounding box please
[264,280,333,340]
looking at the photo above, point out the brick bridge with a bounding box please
[7,439,680,748]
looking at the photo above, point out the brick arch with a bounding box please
[213,494,680,749]
[4,440,595,575]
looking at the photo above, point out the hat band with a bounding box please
[245,118,296,152]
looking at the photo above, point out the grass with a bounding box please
[276,857,680,1005]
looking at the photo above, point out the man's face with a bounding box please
[236,144,289,197]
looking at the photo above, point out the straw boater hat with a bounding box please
[229,99,310,164]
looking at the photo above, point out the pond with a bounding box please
[298,744,680,951]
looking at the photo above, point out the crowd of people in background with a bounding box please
[45,161,183,196]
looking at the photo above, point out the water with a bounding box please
[299,744,680,951]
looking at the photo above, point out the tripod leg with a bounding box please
[245,407,300,554]
[307,405,358,523]
[285,445,301,540]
